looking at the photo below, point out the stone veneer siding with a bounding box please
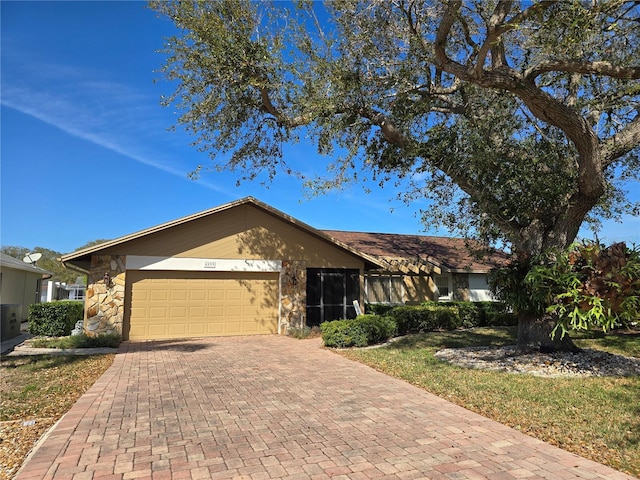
[85,255,126,336]
[452,273,470,302]
[280,260,306,333]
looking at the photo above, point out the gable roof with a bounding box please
[0,253,53,276]
[323,230,509,274]
[60,197,386,271]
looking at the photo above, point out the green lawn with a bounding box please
[338,327,640,477]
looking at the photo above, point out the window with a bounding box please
[365,275,404,304]
[434,275,451,300]
[306,269,360,326]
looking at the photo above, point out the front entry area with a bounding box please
[124,270,279,340]
[305,268,360,326]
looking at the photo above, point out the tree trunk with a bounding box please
[516,314,581,353]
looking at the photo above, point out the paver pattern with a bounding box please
[15,336,636,479]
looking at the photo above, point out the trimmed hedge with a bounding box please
[390,305,461,335]
[321,314,396,348]
[364,304,397,316]
[321,302,516,348]
[425,301,516,327]
[28,301,84,337]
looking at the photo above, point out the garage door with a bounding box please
[125,271,279,340]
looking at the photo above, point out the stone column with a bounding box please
[452,273,470,302]
[85,255,126,336]
[280,260,306,333]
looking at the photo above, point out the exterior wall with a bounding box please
[85,255,126,336]
[403,275,437,305]
[468,274,494,301]
[100,204,363,269]
[0,268,41,321]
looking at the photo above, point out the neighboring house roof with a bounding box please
[60,197,387,271]
[323,231,509,274]
[0,253,53,276]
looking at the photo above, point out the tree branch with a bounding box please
[359,107,409,148]
[259,87,311,128]
[435,3,606,201]
[475,1,512,77]
[601,114,640,166]
[526,60,640,82]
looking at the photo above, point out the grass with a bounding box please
[338,326,640,477]
[0,354,115,480]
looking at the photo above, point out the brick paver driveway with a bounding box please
[16,336,634,480]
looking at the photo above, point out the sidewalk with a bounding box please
[1,324,32,355]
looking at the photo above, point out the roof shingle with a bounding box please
[322,231,509,273]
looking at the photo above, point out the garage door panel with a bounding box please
[150,290,168,301]
[149,307,169,318]
[169,324,187,336]
[169,306,186,317]
[170,289,188,301]
[148,324,168,337]
[187,305,204,316]
[126,270,278,340]
[208,290,224,301]
[188,324,206,335]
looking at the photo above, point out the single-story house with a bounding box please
[0,253,52,341]
[61,197,508,341]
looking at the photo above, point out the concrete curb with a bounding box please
[6,345,118,356]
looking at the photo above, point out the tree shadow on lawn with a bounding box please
[0,354,100,371]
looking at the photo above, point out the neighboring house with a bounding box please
[41,277,87,302]
[324,231,509,304]
[0,253,52,341]
[61,197,508,341]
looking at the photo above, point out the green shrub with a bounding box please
[321,319,368,348]
[321,315,397,348]
[430,301,476,328]
[364,304,396,316]
[389,305,462,334]
[356,315,397,344]
[420,301,517,328]
[29,333,121,349]
[28,301,84,337]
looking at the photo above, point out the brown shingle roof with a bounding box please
[322,231,509,273]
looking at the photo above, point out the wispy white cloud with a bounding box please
[1,63,228,194]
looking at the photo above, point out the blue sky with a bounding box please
[1,1,638,255]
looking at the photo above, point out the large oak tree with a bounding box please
[151,0,640,351]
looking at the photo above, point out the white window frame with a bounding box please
[434,274,452,301]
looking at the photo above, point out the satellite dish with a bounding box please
[23,252,43,264]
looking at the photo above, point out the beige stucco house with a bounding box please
[0,253,52,340]
[61,197,507,341]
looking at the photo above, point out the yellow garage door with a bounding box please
[125,271,279,340]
